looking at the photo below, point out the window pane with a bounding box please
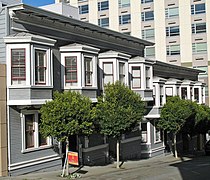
[25,114,34,149]
[104,63,113,74]
[119,0,130,8]
[11,49,26,80]
[65,56,77,83]
[85,57,92,86]
[35,50,46,84]
[145,46,155,57]
[142,29,154,40]
[165,7,179,18]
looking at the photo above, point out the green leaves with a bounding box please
[95,81,144,138]
[40,91,94,142]
[158,96,210,135]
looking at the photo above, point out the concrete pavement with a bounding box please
[1,153,209,180]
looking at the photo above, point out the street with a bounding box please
[2,154,210,180]
[80,154,210,180]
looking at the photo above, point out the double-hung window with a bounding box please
[192,23,206,34]
[146,67,151,89]
[191,3,205,15]
[118,0,130,8]
[119,14,131,25]
[22,112,50,151]
[142,28,155,40]
[79,5,89,14]
[181,87,187,99]
[85,57,93,86]
[166,45,180,55]
[98,1,109,11]
[194,88,199,102]
[98,18,109,27]
[192,42,207,53]
[141,11,154,21]
[11,49,26,84]
[119,62,125,83]
[65,56,77,84]
[166,26,179,37]
[165,7,179,18]
[132,66,141,88]
[103,62,113,85]
[35,50,46,85]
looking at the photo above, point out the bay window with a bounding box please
[11,49,26,84]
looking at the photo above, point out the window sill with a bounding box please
[154,140,162,144]
[21,145,53,154]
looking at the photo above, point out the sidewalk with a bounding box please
[0,154,194,180]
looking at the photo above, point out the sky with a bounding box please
[22,0,55,7]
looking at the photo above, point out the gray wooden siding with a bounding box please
[9,88,52,100]
[10,158,61,176]
[82,144,109,166]
[0,9,6,64]
[121,139,141,160]
[9,107,61,174]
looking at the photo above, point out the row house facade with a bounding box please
[0,1,205,176]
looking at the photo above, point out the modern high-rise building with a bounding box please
[55,0,210,104]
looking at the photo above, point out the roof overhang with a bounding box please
[7,3,153,56]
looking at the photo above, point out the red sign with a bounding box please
[68,151,79,166]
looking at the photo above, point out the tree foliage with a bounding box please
[40,91,94,142]
[158,96,193,134]
[94,81,144,138]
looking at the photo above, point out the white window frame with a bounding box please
[98,17,109,27]
[119,62,125,83]
[154,119,161,143]
[192,42,207,54]
[6,44,52,87]
[142,28,155,40]
[119,14,131,25]
[118,0,130,8]
[21,110,51,153]
[145,46,155,57]
[98,1,109,11]
[84,56,93,86]
[141,11,154,21]
[192,22,206,34]
[165,7,179,18]
[166,44,180,56]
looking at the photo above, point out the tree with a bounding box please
[158,96,193,158]
[94,81,144,168]
[40,91,94,175]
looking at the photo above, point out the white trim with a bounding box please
[82,144,109,152]
[147,121,151,144]
[21,110,51,152]
[151,146,165,153]
[9,154,61,171]
[121,136,141,144]
[8,99,52,106]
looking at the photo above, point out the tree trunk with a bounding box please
[65,140,69,176]
[174,133,178,158]
[116,139,120,168]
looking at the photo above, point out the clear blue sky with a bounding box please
[23,0,55,7]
